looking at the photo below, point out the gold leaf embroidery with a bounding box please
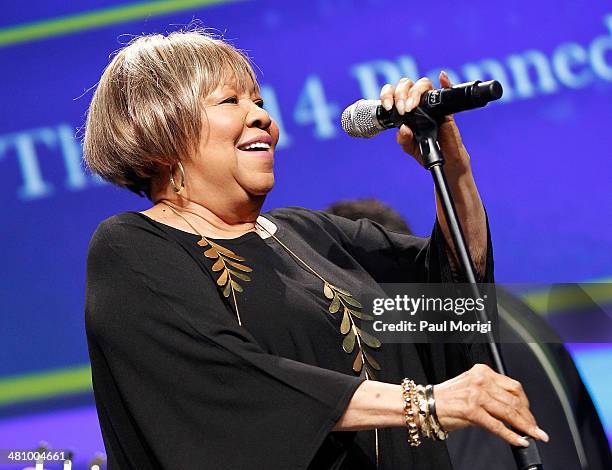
[222,282,231,298]
[204,247,218,259]
[226,260,253,272]
[323,283,334,300]
[346,308,374,321]
[355,326,382,348]
[352,351,364,373]
[329,294,341,314]
[211,258,224,272]
[339,293,362,308]
[230,280,243,292]
[199,238,252,302]
[342,329,356,353]
[324,284,382,380]
[227,269,251,282]
[340,309,351,334]
[216,269,229,286]
[208,241,246,261]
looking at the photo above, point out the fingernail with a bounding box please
[396,100,405,115]
[517,437,530,447]
[405,98,415,112]
[536,427,549,442]
[383,98,393,111]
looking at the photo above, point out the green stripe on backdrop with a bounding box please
[521,278,612,315]
[0,365,91,406]
[0,0,242,48]
[0,281,610,407]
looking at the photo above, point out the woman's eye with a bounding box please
[219,97,264,108]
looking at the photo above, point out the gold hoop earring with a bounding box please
[169,161,185,194]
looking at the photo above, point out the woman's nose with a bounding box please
[246,103,272,130]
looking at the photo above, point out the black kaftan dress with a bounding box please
[85,207,493,469]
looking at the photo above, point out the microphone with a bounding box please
[341,80,503,138]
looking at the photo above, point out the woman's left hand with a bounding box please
[379,72,471,175]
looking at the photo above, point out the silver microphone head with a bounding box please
[341,99,385,138]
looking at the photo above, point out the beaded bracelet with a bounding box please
[401,378,421,447]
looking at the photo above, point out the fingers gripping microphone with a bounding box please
[341,80,503,138]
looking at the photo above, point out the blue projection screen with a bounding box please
[0,0,610,463]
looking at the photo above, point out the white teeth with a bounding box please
[241,142,271,150]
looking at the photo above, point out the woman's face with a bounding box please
[186,76,280,204]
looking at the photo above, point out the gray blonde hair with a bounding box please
[83,30,259,198]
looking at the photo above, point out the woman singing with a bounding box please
[83,30,548,469]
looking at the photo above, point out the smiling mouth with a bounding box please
[238,142,272,152]
[238,148,272,154]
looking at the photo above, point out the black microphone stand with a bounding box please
[402,108,544,470]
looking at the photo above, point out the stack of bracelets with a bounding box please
[401,378,448,447]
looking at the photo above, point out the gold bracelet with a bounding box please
[415,384,433,439]
[401,378,421,447]
[425,384,448,441]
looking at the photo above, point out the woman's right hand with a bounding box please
[434,363,550,447]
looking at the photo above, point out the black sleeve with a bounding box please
[293,207,494,284]
[85,219,364,470]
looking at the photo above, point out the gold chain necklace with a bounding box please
[161,202,253,325]
[159,201,383,465]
